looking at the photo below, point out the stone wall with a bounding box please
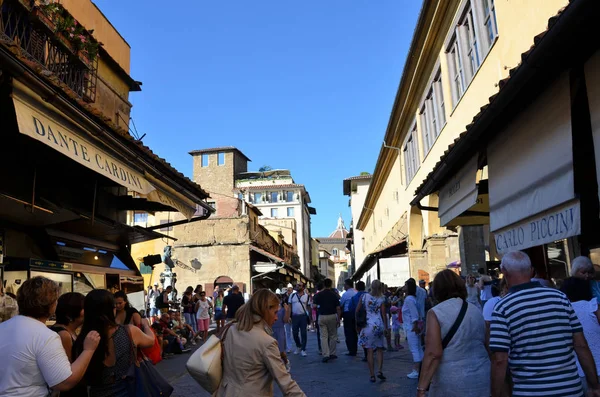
[174,217,250,247]
[191,151,236,196]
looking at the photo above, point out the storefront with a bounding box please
[0,50,212,297]
[410,0,600,279]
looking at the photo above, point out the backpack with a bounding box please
[351,291,367,327]
[155,292,168,309]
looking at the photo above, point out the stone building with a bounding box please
[315,216,350,290]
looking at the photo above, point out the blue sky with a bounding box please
[94,0,421,237]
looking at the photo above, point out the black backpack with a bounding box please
[155,292,168,309]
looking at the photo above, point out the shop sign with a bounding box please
[494,200,580,255]
[12,92,154,195]
[438,156,479,226]
[30,259,72,271]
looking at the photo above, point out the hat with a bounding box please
[390,306,399,313]
[275,288,282,294]
[153,282,159,286]
[287,283,293,288]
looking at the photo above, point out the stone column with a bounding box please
[459,225,486,275]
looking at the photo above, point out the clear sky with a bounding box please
[94,0,421,237]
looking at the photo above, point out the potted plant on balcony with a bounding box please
[54,13,78,54]
[75,38,99,70]
[30,2,59,33]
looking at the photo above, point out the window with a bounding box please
[385,207,390,218]
[159,220,173,232]
[378,219,383,227]
[207,201,216,210]
[463,8,481,76]
[482,0,498,46]
[253,193,262,203]
[393,190,399,202]
[201,154,209,167]
[270,192,279,203]
[332,248,338,256]
[133,212,148,224]
[287,207,295,217]
[448,36,465,104]
[217,152,225,166]
[421,69,447,155]
[403,123,420,183]
[286,191,294,202]
[271,208,278,217]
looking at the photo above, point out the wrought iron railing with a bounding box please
[0,0,97,102]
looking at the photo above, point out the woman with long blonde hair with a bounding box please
[215,289,306,396]
[356,279,388,383]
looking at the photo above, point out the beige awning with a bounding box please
[11,80,196,219]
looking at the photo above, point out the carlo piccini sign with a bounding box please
[494,200,580,255]
[13,95,155,195]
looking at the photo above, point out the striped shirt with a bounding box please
[489,281,584,397]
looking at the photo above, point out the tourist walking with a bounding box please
[313,278,341,363]
[351,281,368,361]
[417,270,490,397]
[223,285,245,322]
[284,284,295,353]
[114,290,142,327]
[477,269,494,307]
[465,274,482,310]
[490,251,600,397]
[273,294,292,371]
[561,277,600,393]
[181,286,198,334]
[195,291,212,342]
[340,278,358,356]
[289,282,310,357]
[0,276,101,396]
[216,289,306,396]
[213,289,226,332]
[74,289,155,397]
[403,279,423,379]
[357,279,388,383]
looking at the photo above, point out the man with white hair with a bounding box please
[490,251,600,397]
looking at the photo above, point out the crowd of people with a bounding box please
[4,250,600,396]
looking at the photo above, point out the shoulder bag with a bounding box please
[126,326,174,397]
[441,299,468,349]
[294,293,311,323]
[356,293,367,329]
[186,322,234,393]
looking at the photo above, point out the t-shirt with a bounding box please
[490,282,583,397]
[313,289,340,316]
[0,315,72,396]
[289,292,309,316]
[223,293,245,319]
[482,296,501,322]
[197,300,210,320]
[181,295,194,314]
[157,320,172,338]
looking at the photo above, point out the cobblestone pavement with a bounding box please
[158,326,419,396]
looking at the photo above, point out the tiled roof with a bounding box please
[412,0,588,202]
[344,175,372,181]
[189,147,251,161]
[0,38,209,202]
[244,184,305,190]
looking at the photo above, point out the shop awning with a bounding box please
[11,81,201,220]
[438,156,479,226]
[249,245,311,285]
[351,239,407,281]
[587,52,600,209]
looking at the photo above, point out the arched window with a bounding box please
[332,248,338,256]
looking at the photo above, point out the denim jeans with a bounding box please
[284,322,294,351]
[291,314,308,351]
[184,313,197,333]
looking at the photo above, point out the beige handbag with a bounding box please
[186,323,233,393]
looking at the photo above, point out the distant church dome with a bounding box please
[329,214,349,239]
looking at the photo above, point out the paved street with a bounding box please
[158,326,418,396]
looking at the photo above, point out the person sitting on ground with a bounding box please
[114,290,142,327]
[417,270,490,397]
[155,313,188,356]
[171,311,195,346]
[216,289,306,396]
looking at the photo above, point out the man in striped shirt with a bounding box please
[490,251,600,397]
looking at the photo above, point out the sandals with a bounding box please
[369,376,376,383]
[377,372,387,380]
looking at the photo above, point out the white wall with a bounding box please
[379,257,410,288]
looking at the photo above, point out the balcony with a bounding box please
[0,0,98,102]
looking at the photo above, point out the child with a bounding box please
[390,306,404,351]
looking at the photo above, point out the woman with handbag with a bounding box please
[74,289,156,397]
[416,270,490,397]
[215,289,306,396]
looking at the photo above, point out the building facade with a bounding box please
[0,0,211,297]
[235,168,316,276]
[315,216,350,290]
[354,0,572,281]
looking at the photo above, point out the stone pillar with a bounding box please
[459,225,486,276]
